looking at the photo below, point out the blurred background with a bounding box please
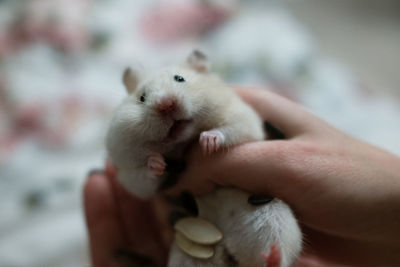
[0,0,399,266]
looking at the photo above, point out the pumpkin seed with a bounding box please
[174,217,223,245]
[175,232,214,259]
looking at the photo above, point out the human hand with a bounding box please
[169,86,400,266]
[84,162,173,267]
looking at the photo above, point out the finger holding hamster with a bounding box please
[165,139,312,204]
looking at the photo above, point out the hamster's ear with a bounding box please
[185,50,209,73]
[122,67,139,94]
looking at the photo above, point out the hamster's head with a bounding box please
[109,50,214,147]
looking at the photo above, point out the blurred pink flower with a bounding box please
[0,0,91,56]
[140,1,232,42]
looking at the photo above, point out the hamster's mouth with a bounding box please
[166,119,192,141]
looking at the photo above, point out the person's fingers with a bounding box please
[151,195,175,249]
[169,140,314,204]
[84,171,126,267]
[107,163,170,265]
[234,86,322,138]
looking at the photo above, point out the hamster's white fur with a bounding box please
[106,51,302,266]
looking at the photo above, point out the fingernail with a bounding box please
[87,169,104,177]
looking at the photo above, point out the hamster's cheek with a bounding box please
[174,95,191,119]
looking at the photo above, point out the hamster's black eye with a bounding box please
[140,93,146,103]
[174,75,185,83]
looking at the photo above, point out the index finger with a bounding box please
[84,171,126,266]
[167,140,301,202]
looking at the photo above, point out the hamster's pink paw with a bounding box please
[147,153,166,176]
[262,244,281,267]
[199,130,225,155]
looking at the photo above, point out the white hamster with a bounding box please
[106,50,302,267]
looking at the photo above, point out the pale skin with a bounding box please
[84,86,400,267]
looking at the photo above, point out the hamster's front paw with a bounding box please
[147,153,166,176]
[199,130,225,155]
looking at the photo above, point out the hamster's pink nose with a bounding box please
[156,98,177,115]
